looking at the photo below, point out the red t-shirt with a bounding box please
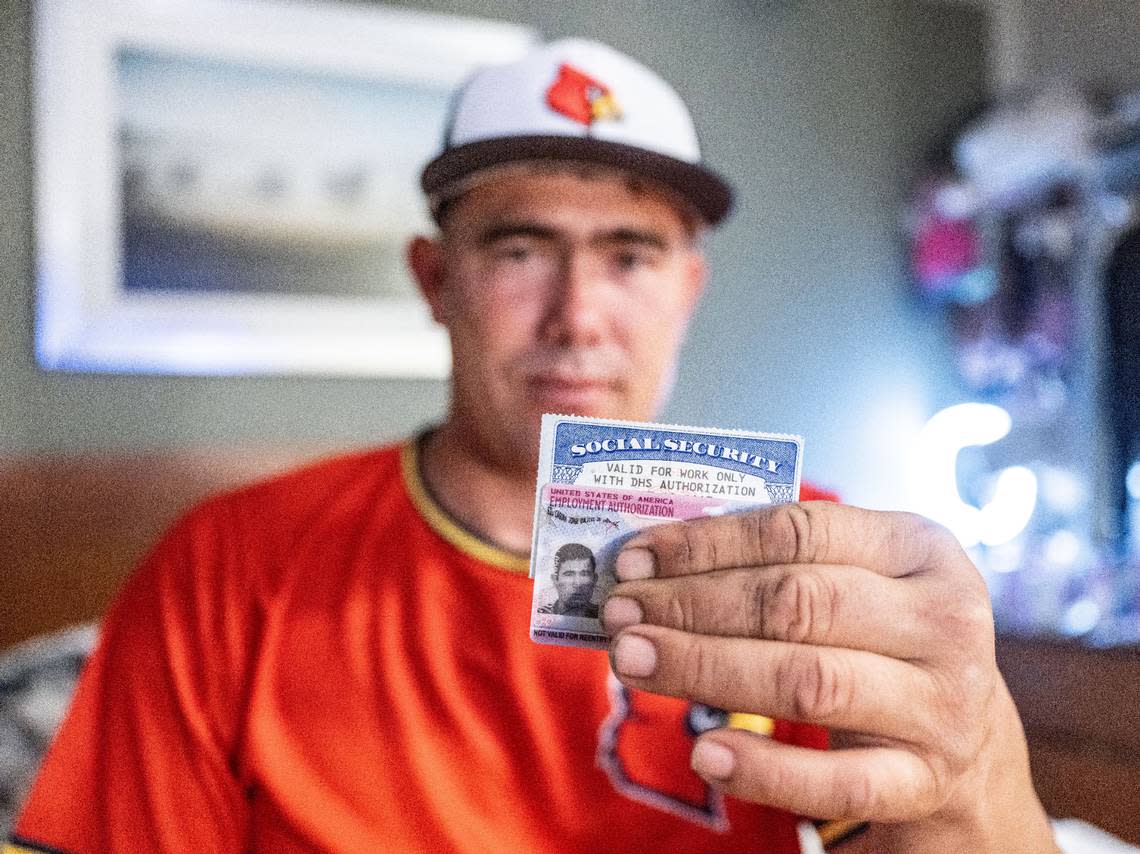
[11,442,837,853]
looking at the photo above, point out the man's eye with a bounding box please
[614,249,655,271]
[496,244,534,262]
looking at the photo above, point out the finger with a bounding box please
[689,729,940,822]
[609,625,937,742]
[603,563,929,659]
[615,502,967,582]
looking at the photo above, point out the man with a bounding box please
[10,38,1059,853]
[539,543,600,617]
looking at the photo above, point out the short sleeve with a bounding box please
[9,498,259,854]
[800,482,838,503]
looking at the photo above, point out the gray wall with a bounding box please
[0,0,989,508]
[1021,0,1140,91]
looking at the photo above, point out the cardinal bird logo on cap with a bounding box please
[546,63,623,126]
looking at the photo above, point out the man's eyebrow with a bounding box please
[476,223,558,245]
[474,223,675,250]
[594,228,670,250]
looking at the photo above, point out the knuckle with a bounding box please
[941,723,981,773]
[662,524,698,574]
[664,587,696,633]
[834,768,878,819]
[897,510,943,540]
[950,585,993,639]
[737,510,767,563]
[754,571,836,643]
[681,639,718,698]
[921,665,993,770]
[935,663,995,743]
[919,576,994,655]
[782,649,852,723]
[919,676,967,751]
[916,753,956,810]
[900,511,964,568]
[771,503,831,565]
[899,510,942,537]
[680,525,699,570]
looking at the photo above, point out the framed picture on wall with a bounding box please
[32,0,535,376]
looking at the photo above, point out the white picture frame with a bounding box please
[32,0,536,376]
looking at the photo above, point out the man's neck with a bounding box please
[419,421,537,555]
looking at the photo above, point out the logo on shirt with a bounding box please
[546,63,623,126]
[596,674,728,830]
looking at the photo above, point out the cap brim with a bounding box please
[421,135,734,226]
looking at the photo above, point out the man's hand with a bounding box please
[602,502,1059,852]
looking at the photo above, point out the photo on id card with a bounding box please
[529,484,631,648]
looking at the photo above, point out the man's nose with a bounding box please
[538,251,606,347]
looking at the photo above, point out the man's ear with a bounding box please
[407,235,448,324]
[684,249,708,312]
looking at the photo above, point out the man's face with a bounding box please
[554,556,597,610]
[410,168,707,472]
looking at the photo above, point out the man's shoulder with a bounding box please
[140,442,412,595]
[800,481,839,503]
[183,442,408,538]
[223,443,403,505]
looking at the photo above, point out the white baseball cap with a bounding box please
[421,38,734,226]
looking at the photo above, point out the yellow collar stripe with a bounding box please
[400,441,531,575]
[5,844,73,854]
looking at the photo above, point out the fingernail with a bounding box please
[602,597,643,634]
[616,548,656,581]
[612,633,657,678]
[691,739,736,781]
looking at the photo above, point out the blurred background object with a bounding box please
[116,48,435,299]
[904,74,1140,647]
[30,0,535,377]
[0,626,95,835]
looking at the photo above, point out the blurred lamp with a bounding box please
[912,403,1038,548]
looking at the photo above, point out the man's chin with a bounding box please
[525,386,624,419]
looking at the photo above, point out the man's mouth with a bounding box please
[526,373,617,409]
[515,347,627,413]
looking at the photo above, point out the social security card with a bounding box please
[530,414,804,583]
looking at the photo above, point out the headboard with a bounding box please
[0,448,338,652]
